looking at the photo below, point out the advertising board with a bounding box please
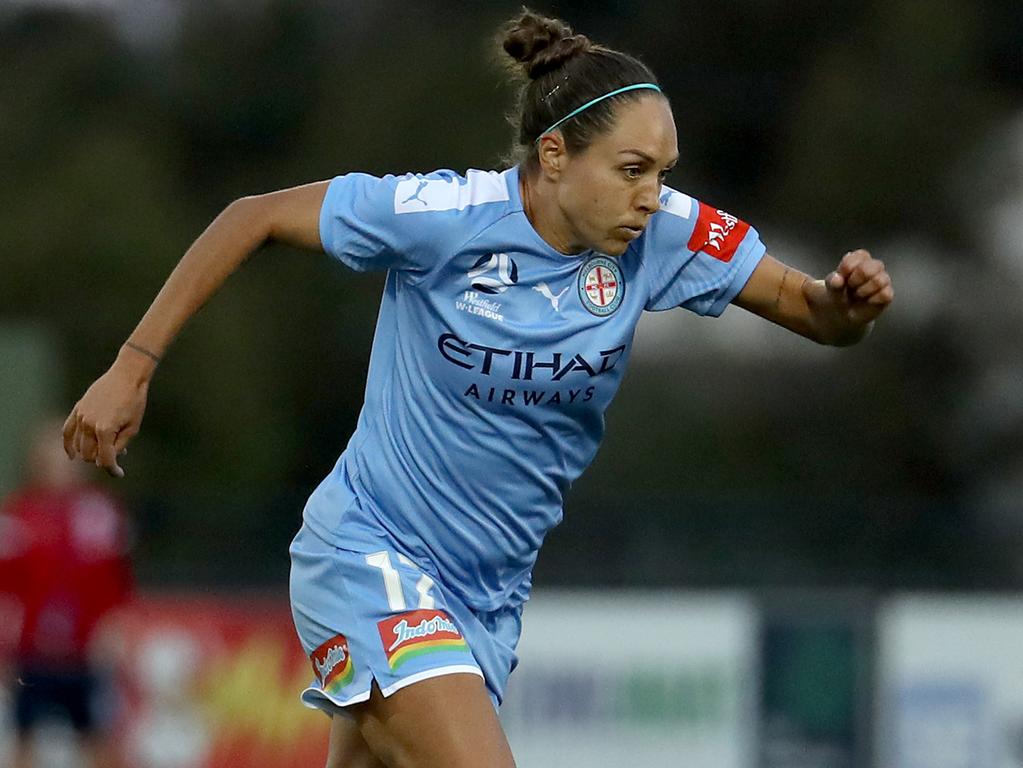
[877,596,1023,768]
[502,591,759,768]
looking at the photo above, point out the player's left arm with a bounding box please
[732,250,893,346]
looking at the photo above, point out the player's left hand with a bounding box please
[824,249,894,327]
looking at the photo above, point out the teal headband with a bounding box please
[536,82,662,143]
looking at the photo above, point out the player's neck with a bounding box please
[520,171,586,256]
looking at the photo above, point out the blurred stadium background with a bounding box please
[1,0,1021,765]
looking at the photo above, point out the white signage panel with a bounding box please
[502,590,759,768]
[877,596,1023,768]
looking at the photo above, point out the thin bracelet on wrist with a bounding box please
[123,341,161,365]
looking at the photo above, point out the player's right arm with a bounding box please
[63,181,330,478]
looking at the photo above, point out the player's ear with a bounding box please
[536,133,567,180]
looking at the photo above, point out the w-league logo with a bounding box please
[468,253,519,295]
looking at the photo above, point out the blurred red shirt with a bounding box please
[0,483,133,668]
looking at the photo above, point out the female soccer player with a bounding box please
[63,10,892,768]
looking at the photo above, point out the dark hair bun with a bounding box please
[502,10,592,79]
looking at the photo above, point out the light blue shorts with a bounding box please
[289,523,522,714]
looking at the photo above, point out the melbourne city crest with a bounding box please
[578,256,624,316]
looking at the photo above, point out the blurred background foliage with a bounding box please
[1,0,1021,589]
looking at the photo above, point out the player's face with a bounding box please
[557,95,678,256]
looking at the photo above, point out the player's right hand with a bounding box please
[63,356,151,478]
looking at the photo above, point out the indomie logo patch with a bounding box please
[578,256,624,317]
[310,634,354,694]
[687,201,750,263]
[377,610,468,671]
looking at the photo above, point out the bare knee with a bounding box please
[326,713,387,768]
[326,750,386,768]
[352,676,516,768]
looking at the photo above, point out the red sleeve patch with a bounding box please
[686,201,751,263]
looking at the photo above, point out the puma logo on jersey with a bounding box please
[533,282,569,312]
[393,170,510,214]
[400,180,430,206]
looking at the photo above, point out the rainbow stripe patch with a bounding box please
[310,634,354,694]
[377,610,468,671]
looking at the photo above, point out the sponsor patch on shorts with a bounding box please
[377,610,469,671]
[310,634,354,694]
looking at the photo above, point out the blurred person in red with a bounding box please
[0,418,133,768]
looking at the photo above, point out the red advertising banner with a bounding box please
[108,592,328,768]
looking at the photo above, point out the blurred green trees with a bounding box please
[0,0,1019,586]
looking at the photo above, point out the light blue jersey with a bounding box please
[303,165,766,612]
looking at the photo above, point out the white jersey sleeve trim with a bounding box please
[394,170,510,215]
[379,665,484,697]
[658,186,694,219]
